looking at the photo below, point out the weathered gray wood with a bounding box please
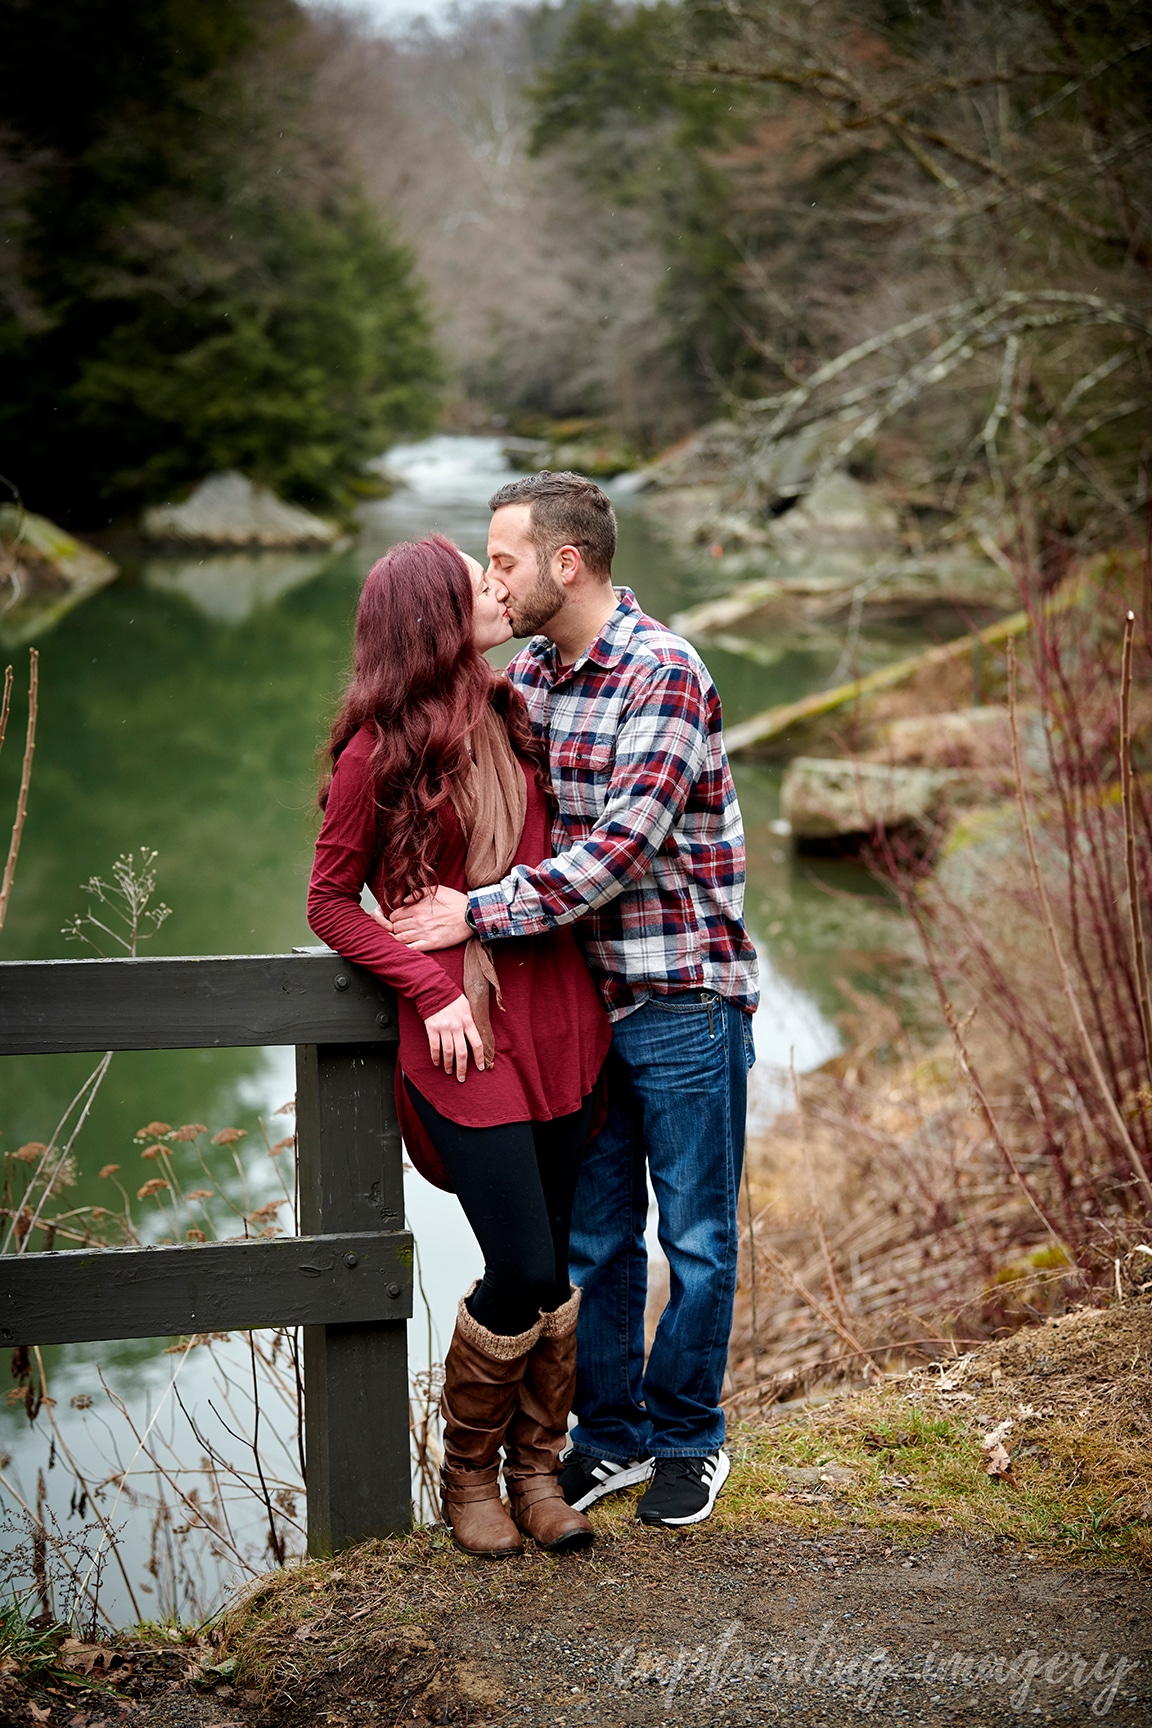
[297,1042,410,1553]
[0,953,398,1056]
[0,1230,413,1347]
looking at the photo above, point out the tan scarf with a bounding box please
[449,704,527,1067]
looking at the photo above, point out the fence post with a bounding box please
[296,1039,411,1554]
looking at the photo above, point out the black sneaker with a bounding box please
[558,1450,655,1511]
[636,1450,731,1526]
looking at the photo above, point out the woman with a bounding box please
[307,535,610,1559]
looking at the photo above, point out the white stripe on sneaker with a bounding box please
[570,1457,655,1512]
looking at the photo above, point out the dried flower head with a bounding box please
[98,1163,119,1179]
[210,1128,246,1146]
[137,1177,170,1200]
[186,1188,214,1200]
[136,1122,172,1139]
[170,1124,207,1143]
[186,1228,207,1243]
[70,1394,93,1410]
[248,1199,287,1223]
[140,1144,165,1160]
[11,1143,47,1163]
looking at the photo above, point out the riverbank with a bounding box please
[7,1300,1150,1726]
[715,544,1152,1414]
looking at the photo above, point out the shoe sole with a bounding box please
[442,1519,523,1558]
[569,1457,655,1512]
[637,1450,732,1527]
[538,1526,596,1554]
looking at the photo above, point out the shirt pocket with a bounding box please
[551,737,615,821]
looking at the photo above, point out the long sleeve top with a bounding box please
[307,723,610,1128]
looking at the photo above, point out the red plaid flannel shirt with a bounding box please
[467,588,759,1021]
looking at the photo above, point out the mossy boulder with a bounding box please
[0,506,119,647]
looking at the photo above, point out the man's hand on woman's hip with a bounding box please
[381,886,472,951]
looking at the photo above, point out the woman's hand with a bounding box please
[424,993,485,1081]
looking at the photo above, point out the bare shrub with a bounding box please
[730,550,1152,1409]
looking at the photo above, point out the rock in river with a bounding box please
[782,755,948,840]
[0,505,119,647]
[141,472,342,549]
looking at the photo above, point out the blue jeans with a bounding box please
[569,992,754,1461]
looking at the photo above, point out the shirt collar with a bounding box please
[527,587,641,680]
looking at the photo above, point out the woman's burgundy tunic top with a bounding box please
[307,725,610,1133]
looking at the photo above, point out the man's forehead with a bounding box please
[488,502,533,551]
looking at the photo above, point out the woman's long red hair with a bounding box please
[321,534,549,907]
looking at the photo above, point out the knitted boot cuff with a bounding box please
[456,1284,541,1362]
[538,1284,581,1339]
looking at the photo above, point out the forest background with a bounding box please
[2,0,1147,550]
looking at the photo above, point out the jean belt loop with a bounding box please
[707,994,716,1038]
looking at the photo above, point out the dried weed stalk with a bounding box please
[731,552,1152,1407]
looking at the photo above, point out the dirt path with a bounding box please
[9,1525,1148,1728]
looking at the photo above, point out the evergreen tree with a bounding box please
[0,0,440,524]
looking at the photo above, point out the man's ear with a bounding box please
[554,544,582,586]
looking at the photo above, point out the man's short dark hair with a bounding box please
[488,470,616,578]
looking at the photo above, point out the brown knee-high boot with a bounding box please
[439,1291,540,1557]
[504,1286,594,1553]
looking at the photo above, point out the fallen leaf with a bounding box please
[981,1417,1015,1479]
[28,1705,51,1724]
[984,1440,1013,1479]
[59,1639,111,1675]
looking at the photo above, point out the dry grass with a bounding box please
[599,1300,1152,1569]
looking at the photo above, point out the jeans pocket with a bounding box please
[645,990,715,1015]
[741,1012,756,1071]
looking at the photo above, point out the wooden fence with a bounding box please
[0,950,412,1556]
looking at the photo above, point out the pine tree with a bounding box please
[0,0,441,524]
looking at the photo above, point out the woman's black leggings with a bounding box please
[406,1078,593,1337]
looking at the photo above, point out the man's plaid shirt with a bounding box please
[467,587,759,1021]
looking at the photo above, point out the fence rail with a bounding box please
[0,949,411,1555]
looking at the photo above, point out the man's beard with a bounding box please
[508,559,564,637]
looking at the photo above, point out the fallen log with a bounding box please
[723,584,1080,756]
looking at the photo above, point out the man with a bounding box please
[390,471,759,1527]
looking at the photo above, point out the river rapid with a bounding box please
[0,436,905,1623]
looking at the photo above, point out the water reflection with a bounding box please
[143,550,338,625]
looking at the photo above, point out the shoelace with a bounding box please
[652,1456,708,1482]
